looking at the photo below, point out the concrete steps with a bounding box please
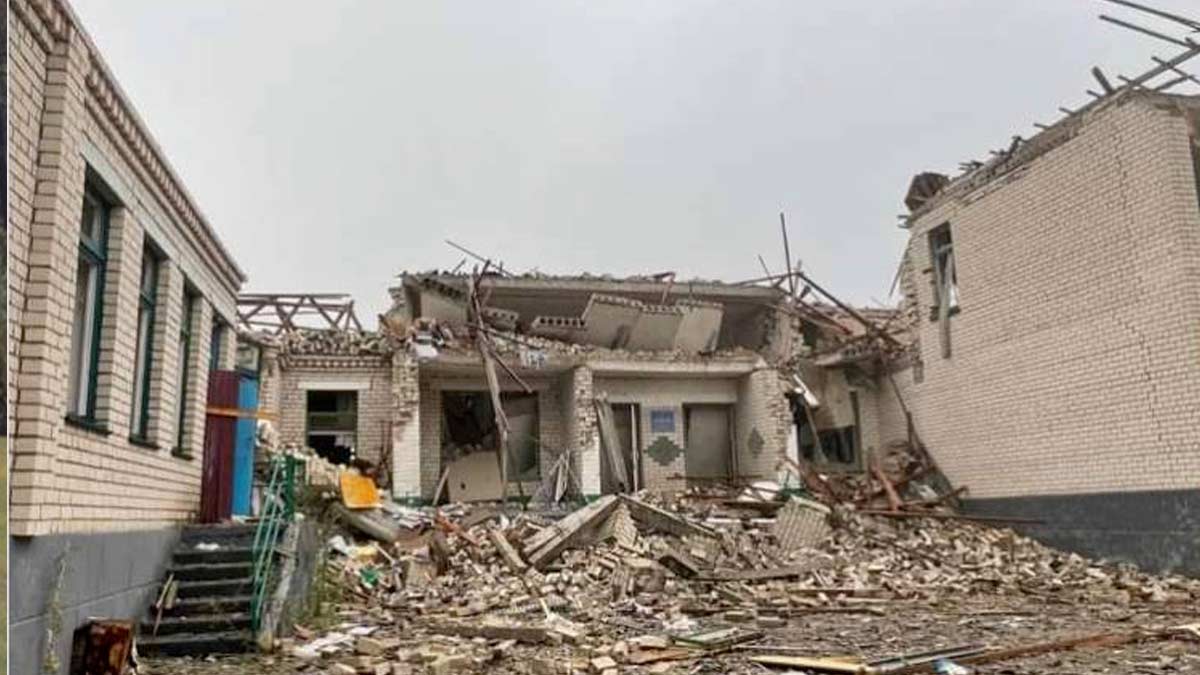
[139,524,259,657]
[137,630,254,657]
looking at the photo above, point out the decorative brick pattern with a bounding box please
[734,367,791,482]
[595,375,742,492]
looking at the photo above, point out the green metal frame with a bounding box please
[250,454,298,631]
[175,290,196,452]
[74,189,109,422]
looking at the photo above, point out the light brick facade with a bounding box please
[7,0,246,536]
[275,355,394,465]
[882,93,1200,500]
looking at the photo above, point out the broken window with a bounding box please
[928,222,958,359]
[928,223,958,319]
[441,391,540,481]
[790,394,860,469]
[307,390,358,464]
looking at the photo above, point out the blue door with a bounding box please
[232,372,259,516]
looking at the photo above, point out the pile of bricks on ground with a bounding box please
[264,485,1199,675]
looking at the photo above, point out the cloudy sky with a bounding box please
[73,0,1198,321]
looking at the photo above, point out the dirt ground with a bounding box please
[141,596,1198,675]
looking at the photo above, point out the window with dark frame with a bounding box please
[130,246,160,442]
[67,187,110,424]
[175,288,198,454]
[928,222,958,319]
[210,320,224,371]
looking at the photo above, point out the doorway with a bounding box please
[683,404,733,484]
[601,403,641,493]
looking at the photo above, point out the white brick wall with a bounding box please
[595,375,739,491]
[879,94,1200,499]
[8,0,244,535]
[415,371,568,500]
[276,356,394,463]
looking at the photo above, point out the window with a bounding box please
[176,289,198,453]
[307,390,359,464]
[130,246,160,441]
[928,223,958,319]
[67,188,109,422]
[210,320,225,371]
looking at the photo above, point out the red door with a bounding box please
[200,370,239,523]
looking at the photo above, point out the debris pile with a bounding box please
[264,477,1198,675]
[276,328,393,356]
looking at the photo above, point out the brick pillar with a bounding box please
[146,259,184,448]
[11,28,92,536]
[93,207,143,436]
[390,355,422,502]
[217,322,238,370]
[566,365,600,498]
[257,345,281,418]
[178,298,213,458]
[734,365,790,481]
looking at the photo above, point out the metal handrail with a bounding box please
[250,454,296,631]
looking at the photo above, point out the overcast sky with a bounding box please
[72,0,1198,322]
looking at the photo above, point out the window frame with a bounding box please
[210,320,225,371]
[66,187,111,428]
[175,287,198,456]
[130,244,161,443]
[927,222,959,321]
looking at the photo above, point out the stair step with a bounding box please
[163,594,252,616]
[137,630,253,657]
[180,524,259,545]
[167,562,253,581]
[142,612,252,636]
[173,545,255,565]
[173,577,253,598]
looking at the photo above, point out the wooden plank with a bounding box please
[594,397,630,492]
[488,528,528,573]
[626,648,697,665]
[695,563,823,583]
[204,405,278,421]
[870,454,902,513]
[887,629,1171,674]
[856,509,1045,525]
[749,654,869,673]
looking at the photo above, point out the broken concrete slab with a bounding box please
[773,497,832,551]
[582,294,642,349]
[674,300,724,352]
[626,304,684,351]
[445,451,504,503]
[619,494,717,539]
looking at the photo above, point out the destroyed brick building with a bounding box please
[7,1,246,672]
[254,272,899,506]
[253,91,1200,581]
[888,89,1200,575]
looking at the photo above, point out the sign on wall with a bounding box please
[649,408,676,434]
